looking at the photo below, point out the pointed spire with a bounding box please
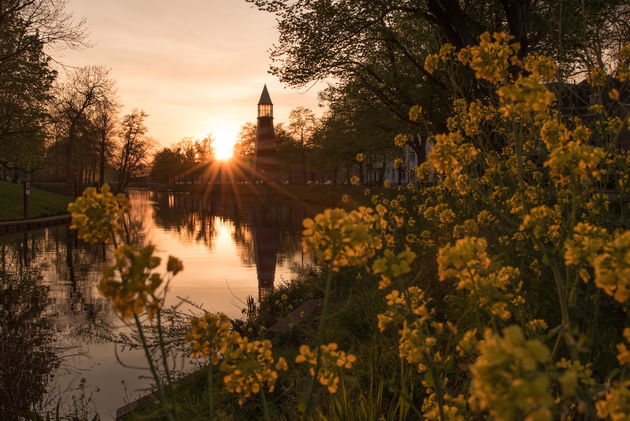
[258,84,272,105]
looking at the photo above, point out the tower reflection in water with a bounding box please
[152,190,316,304]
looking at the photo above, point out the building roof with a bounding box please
[258,84,273,105]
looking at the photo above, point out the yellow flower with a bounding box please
[221,337,287,405]
[302,207,381,271]
[384,179,391,188]
[438,237,518,320]
[596,380,630,420]
[68,184,130,244]
[98,244,180,320]
[458,32,520,85]
[592,231,630,302]
[350,175,360,185]
[617,328,630,366]
[371,248,416,289]
[429,132,479,175]
[394,133,408,147]
[457,329,478,356]
[422,392,466,421]
[424,53,440,74]
[469,326,552,421]
[545,141,604,186]
[394,158,403,169]
[185,312,233,363]
[564,222,610,270]
[609,88,620,101]
[409,105,423,122]
[355,153,365,162]
[295,343,356,393]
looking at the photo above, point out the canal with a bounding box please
[0,190,319,419]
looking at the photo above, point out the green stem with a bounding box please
[424,353,445,421]
[156,305,172,386]
[300,263,334,419]
[260,383,272,421]
[208,362,214,419]
[133,313,175,421]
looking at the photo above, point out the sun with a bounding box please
[214,126,238,160]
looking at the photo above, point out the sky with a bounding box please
[59,0,323,152]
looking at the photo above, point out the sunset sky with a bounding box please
[60,0,322,151]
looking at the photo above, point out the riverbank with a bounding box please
[119,266,386,420]
[0,181,72,221]
[143,182,372,207]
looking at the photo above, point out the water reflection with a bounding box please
[150,190,315,302]
[0,270,57,419]
[0,190,315,419]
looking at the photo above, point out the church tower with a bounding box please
[254,85,279,180]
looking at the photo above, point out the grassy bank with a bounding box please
[122,267,392,420]
[0,181,72,221]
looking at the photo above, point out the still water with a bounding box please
[0,190,318,419]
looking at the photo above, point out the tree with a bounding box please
[0,0,87,66]
[288,107,317,184]
[150,147,185,184]
[234,122,257,163]
[89,96,120,187]
[248,0,630,161]
[54,66,116,196]
[114,109,154,192]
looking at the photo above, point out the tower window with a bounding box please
[258,104,272,118]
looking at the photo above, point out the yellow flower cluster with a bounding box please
[377,287,430,333]
[592,231,630,302]
[438,237,519,319]
[295,343,356,393]
[596,381,630,420]
[408,105,422,122]
[98,244,181,320]
[617,328,630,366]
[221,337,288,405]
[429,132,479,175]
[469,326,552,421]
[376,287,439,372]
[456,328,478,356]
[302,207,381,271]
[394,133,408,147]
[520,206,562,243]
[524,54,557,80]
[447,99,496,137]
[422,391,466,421]
[497,73,557,118]
[545,141,605,186]
[371,247,416,289]
[458,32,520,84]
[564,222,610,268]
[68,184,130,244]
[185,312,233,364]
[556,358,595,395]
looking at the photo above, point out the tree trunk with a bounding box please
[99,135,106,188]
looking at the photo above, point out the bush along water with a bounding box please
[67,34,630,420]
